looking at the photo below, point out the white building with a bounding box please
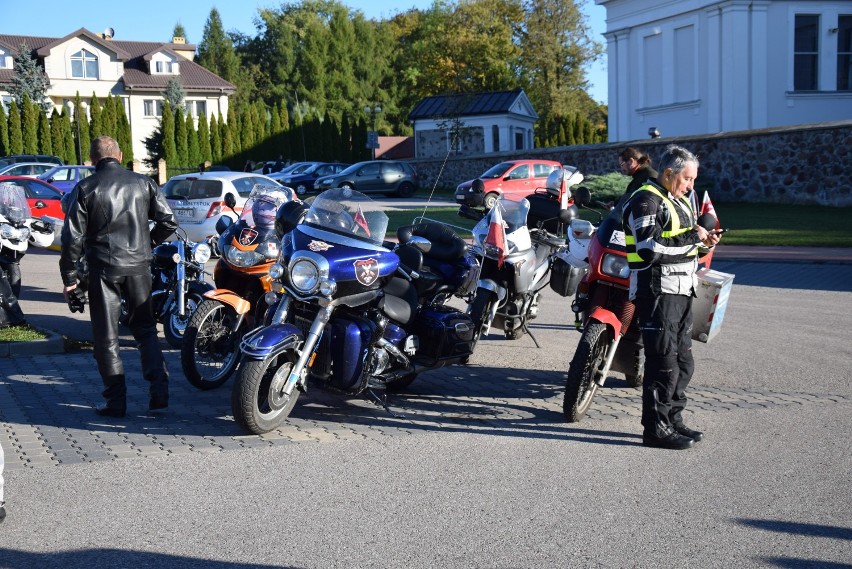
[597,0,852,141]
[0,28,235,163]
[408,89,538,159]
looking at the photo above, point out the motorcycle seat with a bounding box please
[397,223,468,262]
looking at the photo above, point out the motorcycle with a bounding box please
[458,166,583,347]
[561,187,644,423]
[181,184,295,390]
[146,228,214,348]
[230,187,478,434]
[0,182,54,326]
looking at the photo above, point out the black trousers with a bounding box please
[88,271,168,408]
[635,293,695,437]
[0,260,21,298]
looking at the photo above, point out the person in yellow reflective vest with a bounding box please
[623,144,722,450]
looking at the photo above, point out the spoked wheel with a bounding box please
[232,352,300,434]
[163,292,204,349]
[182,299,242,390]
[563,322,609,422]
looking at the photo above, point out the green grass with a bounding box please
[0,324,49,342]
[388,202,852,247]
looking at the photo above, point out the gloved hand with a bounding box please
[66,286,87,314]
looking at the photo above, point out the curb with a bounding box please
[0,326,66,357]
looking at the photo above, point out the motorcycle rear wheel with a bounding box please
[182,299,242,390]
[563,322,608,422]
[232,353,300,434]
[163,291,204,349]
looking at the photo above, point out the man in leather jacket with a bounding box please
[60,136,177,417]
[623,144,721,450]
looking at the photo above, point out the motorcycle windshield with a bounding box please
[303,188,388,245]
[0,182,31,224]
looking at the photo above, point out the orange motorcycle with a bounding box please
[181,185,295,390]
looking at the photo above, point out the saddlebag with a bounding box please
[550,256,585,297]
[413,306,475,363]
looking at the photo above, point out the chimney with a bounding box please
[172,36,186,44]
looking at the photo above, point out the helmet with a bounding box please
[275,200,308,238]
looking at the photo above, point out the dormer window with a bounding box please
[155,60,176,74]
[71,48,98,79]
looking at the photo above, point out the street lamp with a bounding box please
[364,104,381,160]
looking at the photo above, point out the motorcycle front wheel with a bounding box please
[163,291,205,348]
[182,299,242,390]
[563,322,609,422]
[468,288,497,352]
[232,352,300,434]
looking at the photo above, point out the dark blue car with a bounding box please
[38,165,95,194]
[271,162,350,196]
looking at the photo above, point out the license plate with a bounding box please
[174,208,193,218]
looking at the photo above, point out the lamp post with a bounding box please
[364,104,381,160]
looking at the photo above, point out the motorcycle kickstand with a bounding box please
[522,322,541,348]
[366,387,406,419]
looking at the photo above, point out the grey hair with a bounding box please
[90,135,121,163]
[658,144,699,175]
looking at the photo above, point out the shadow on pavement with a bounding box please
[0,548,304,569]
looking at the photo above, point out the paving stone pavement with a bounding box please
[1,347,847,471]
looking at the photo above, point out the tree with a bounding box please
[8,43,51,113]
[21,94,39,154]
[8,101,23,154]
[115,98,133,163]
[197,8,240,83]
[172,23,187,41]
[164,77,186,113]
[186,111,201,168]
[0,104,9,156]
[198,111,212,164]
[175,108,188,167]
[50,110,65,162]
[162,103,177,167]
[210,112,222,162]
[88,94,103,138]
[37,108,52,155]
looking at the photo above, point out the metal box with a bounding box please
[692,268,735,343]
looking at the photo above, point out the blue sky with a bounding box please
[2,0,607,103]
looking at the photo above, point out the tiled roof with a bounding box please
[408,88,526,120]
[0,30,235,93]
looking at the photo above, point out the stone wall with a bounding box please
[412,120,852,206]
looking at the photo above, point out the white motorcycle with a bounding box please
[0,182,54,325]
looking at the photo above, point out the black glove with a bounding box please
[67,286,87,314]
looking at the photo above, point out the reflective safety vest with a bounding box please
[625,184,697,264]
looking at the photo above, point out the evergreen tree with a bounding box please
[0,104,10,156]
[102,93,117,138]
[37,108,52,155]
[172,23,187,41]
[116,98,133,163]
[8,101,23,154]
[221,116,234,160]
[9,43,52,113]
[210,113,222,162]
[164,77,186,113]
[186,111,201,168]
[226,106,239,154]
[239,106,254,155]
[197,111,212,164]
[21,94,39,154]
[197,8,240,82]
[175,108,189,167]
[572,112,583,145]
[59,109,75,164]
[566,113,576,145]
[89,94,103,138]
[73,93,90,163]
[50,109,64,161]
[162,103,177,167]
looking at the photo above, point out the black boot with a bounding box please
[673,422,704,442]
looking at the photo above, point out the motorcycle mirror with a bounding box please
[471,179,485,194]
[558,206,578,224]
[224,193,237,210]
[574,186,592,207]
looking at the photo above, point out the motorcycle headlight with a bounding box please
[601,253,630,279]
[0,225,18,240]
[268,263,285,279]
[290,259,320,293]
[319,280,337,296]
[192,243,212,264]
[226,247,264,268]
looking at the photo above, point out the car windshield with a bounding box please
[162,178,224,200]
[0,182,32,223]
[480,162,514,179]
[336,162,368,176]
[304,188,388,245]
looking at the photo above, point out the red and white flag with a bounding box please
[354,205,371,238]
[484,203,507,268]
[698,190,720,268]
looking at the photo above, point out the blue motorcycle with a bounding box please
[230,188,479,434]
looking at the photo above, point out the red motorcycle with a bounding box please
[562,189,643,422]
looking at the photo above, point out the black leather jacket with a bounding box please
[60,158,177,286]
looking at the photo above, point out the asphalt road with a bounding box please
[1,250,851,568]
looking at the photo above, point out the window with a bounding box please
[359,163,381,176]
[155,60,175,74]
[184,100,207,118]
[794,15,819,91]
[643,33,663,105]
[492,125,500,151]
[533,163,556,178]
[71,49,98,79]
[674,25,695,102]
[506,164,529,180]
[144,100,164,117]
[839,16,852,90]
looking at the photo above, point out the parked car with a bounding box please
[0,154,63,168]
[454,159,563,209]
[0,162,58,178]
[161,171,284,245]
[272,162,350,195]
[37,165,95,193]
[0,175,65,219]
[313,160,419,197]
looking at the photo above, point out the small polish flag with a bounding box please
[485,202,507,268]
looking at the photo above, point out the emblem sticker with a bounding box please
[308,240,333,252]
[354,258,379,286]
[239,228,259,246]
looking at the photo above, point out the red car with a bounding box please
[455,159,563,209]
[0,175,65,220]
